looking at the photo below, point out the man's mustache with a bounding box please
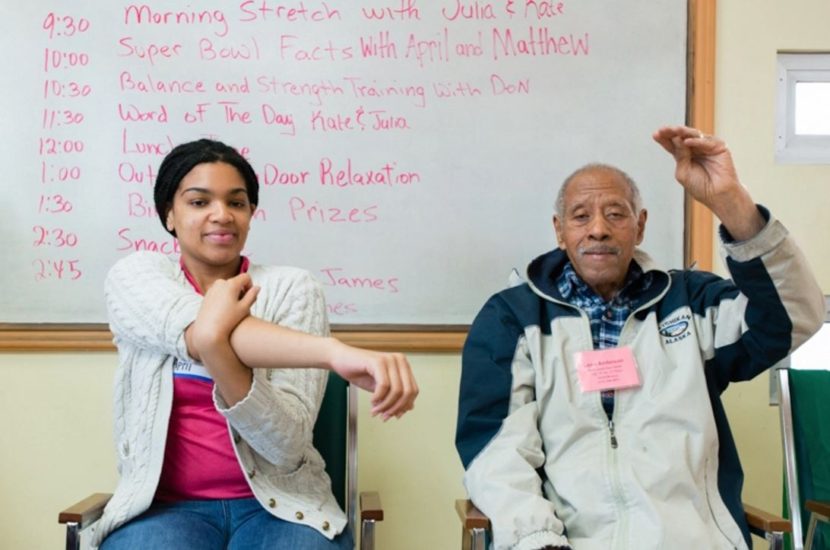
[578,245,621,256]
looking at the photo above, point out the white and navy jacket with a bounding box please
[456,210,824,550]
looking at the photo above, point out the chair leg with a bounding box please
[470,527,486,550]
[360,519,376,550]
[462,527,486,550]
[766,530,784,550]
[65,522,80,550]
[804,514,818,550]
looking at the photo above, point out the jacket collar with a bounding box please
[526,248,668,306]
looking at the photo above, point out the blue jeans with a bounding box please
[100,498,353,550]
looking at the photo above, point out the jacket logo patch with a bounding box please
[659,314,691,343]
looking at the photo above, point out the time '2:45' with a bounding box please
[32,258,82,281]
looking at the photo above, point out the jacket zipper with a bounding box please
[608,419,618,449]
[607,416,627,550]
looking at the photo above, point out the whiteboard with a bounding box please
[0,1,687,325]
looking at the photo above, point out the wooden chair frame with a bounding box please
[58,383,382,550]
[804,500,830,550]
[456,499,790,550]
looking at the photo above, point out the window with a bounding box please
[776,53,830,164]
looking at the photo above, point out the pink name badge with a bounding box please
[574,346,641,393]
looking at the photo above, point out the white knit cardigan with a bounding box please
[92,251,346,546]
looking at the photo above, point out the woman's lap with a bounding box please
[100,499,352,550]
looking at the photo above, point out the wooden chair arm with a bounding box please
[743,503,791,533]
[806,500,830,519]
[454,500,792,537]
[455,499,490,530]
[360,491,383,522]
[58,493,112,528]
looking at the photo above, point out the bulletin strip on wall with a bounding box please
[0,1,715,352]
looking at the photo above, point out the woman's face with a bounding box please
[165,161,255,288]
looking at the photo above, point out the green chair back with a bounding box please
[313,372,349,511]
[790,369,830,549]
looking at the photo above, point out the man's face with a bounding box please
[553,168,647,300]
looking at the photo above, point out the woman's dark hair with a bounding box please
[154,139,259,236]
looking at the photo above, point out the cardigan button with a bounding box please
[322,521,330,531]
[247,468,256,478]
[295,511,304,520]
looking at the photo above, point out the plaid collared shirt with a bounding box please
[557,261,653,416]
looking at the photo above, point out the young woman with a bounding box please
[95,139,418,549]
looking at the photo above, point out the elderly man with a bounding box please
[455,125,825,550]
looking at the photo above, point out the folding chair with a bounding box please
[778,320,830,550]
[59,372,382,549]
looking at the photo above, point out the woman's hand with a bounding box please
[327,341,419,420]
[186,273,260,360]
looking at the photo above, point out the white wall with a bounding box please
[716,0,830,545]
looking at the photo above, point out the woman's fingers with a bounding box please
[370,353,418,420]
[238,284,260,310]
[394,356,419,418]
[329,344,419,420]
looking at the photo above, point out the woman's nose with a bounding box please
[210,203,233,222]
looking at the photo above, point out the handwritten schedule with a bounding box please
[1,1,687,324]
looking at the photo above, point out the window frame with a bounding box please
[776,52,830,164]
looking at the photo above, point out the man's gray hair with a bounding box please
[555,163,643,218]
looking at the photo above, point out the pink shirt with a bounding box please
[155,258,255,501]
